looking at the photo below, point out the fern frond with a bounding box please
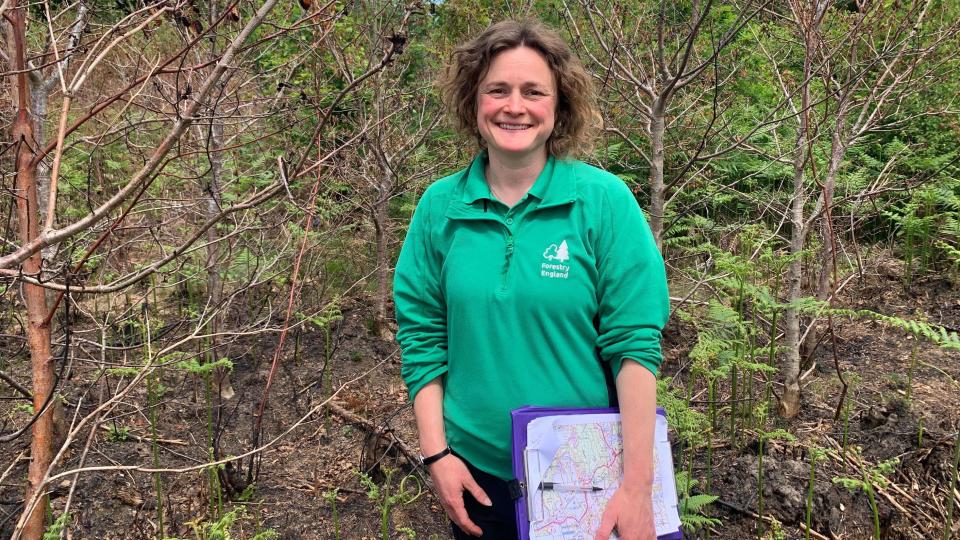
[681,494,719,513]
[828,308,960,349]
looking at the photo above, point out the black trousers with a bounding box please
[449,455,519,540]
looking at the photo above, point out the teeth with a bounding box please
[498,123,531,130]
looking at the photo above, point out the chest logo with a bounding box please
[541,240,570,279]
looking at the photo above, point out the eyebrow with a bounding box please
[481,81,552,90]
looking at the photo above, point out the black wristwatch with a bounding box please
[420,446,452,466]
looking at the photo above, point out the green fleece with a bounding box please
[394,153,669,480]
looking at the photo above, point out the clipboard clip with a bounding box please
[507,479,524,501]
[523,447,546,523]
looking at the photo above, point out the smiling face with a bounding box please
[476,46,557,163]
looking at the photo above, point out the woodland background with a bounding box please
[2,0,960,539]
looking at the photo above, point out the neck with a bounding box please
[485,149,548,192]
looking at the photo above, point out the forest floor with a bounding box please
[1,252,959,540]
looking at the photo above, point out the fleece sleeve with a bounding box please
[594,180,670,378]
[394,189,448,401]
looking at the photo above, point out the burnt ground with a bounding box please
[1,254,958,540]
[688,256,960,540]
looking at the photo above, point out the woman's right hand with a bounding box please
[428,454,492,537]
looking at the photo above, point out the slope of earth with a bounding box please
[1,254,958,539]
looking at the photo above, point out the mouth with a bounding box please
[497,123,532,131]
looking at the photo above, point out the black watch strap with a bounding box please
[420,446,452,466]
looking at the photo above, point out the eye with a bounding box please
[525,89,548,97]
[486,87,507,96]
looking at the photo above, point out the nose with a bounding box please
[503,89,524,114]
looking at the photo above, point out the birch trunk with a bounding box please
[648,102,667,248]
[30,87,50,224]
[779,7,821,418]
[781,159,806,418]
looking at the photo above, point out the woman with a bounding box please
[394,19,669,540]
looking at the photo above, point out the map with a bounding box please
[524,412,681,539]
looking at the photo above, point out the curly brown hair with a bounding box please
[439,19,599,159]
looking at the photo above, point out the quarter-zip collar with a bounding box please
[449,153,577,220]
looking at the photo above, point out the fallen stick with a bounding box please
[324,401,420,467]
[98,424,188,445]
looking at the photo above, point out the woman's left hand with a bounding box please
[594,483,656,540]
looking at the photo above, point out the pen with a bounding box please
[539,481,606,492]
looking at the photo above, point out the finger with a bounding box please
[451,498,483,537]
[594,507,615,540]
[463,475,492,506]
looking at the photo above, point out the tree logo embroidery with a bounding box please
[543,240,570,262]
[541,240,570,279]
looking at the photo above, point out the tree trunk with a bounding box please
[781,155,806,419]
[801,125,846,361]
[648,102,667,248]
[204,4,233,400]
[30,86,50,226]
[780,15,819,419]
[35,1,87,237]
[11,4,56,538]
[372,192,392,339]
[206,117,234,399]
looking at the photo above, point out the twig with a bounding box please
[0,451,27,489]
[59,404,101,540]
[0,369,31,398]
[822,435,939,532]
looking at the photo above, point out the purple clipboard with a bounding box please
[510,406,683,540]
